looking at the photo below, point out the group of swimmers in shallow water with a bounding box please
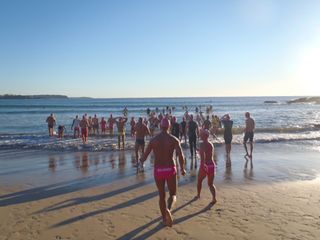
[46,108,255,227]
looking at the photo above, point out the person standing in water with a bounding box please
[243,112,255,158]
[140,118,186,227]
[196,129,217,205]
[221,114,233,155]
[188,115,199,168]
[115,117,128,149]
[46,113,56,137]
[134,117,150,165]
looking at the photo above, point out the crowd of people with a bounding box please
[46,107,255,227]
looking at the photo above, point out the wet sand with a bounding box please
[1,143,320,239]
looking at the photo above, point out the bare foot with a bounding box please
[165,209,173,227]
[209,199,217,206]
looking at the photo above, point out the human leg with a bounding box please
[155,177,169,225]
[207,173,217,204]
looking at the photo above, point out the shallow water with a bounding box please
[0,142,319,194]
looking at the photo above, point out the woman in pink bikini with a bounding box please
[196,129,217,205]
[140,118,186,227]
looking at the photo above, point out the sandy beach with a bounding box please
[1,143,320,240]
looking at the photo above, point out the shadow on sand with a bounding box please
[117,198,214,240]
[0,172,141,207]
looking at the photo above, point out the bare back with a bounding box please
[148,132,182,167]
[245,117,255,132]
[135,122,150,139]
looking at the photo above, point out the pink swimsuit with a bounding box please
[201,161,216,175]
[154,165,177,180]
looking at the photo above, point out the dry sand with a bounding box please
[1,176,320,240]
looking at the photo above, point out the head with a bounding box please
[160,118,171,131]
[190,114,193,120]
[245,112,250,118]
[131,117,134,120]
[225,114,231,120]
[138,117,143,123]
[200,129,210,141]
[76,115,78,119]
[172,116,176,123]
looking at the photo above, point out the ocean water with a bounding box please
[0,96,320,152]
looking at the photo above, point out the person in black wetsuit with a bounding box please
[180,117,187,144]
[188,115,199,168]
[221,114,233,155]
[171,116,180,139]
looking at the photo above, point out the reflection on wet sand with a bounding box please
[48,156,57,172]
[224,155,232,182]
[244,156,254,180]
[118,151,126,175]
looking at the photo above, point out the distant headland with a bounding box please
[0,94,69,99]
[287,97,320,104]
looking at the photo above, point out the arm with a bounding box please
[175,141,186,176]
[140,141,153,164]
[199,143,205,162]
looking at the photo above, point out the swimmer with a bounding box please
[196,129,217,206]
[134,117,150,165]
[243,112,255,158]
[140,118,186,227]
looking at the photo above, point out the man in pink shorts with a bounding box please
[140,118,186,227]
[196,129,217,205]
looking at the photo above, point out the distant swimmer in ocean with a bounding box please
[46,113,56,137]
[243,112,255,158]
[195,129,217,206]
[58,125,66,139]
[71,115,81,138]
[134,117,150,165]
[115,117,128,149]
[140,118,186,227]
[221,114,233,155]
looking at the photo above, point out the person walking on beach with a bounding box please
[140,118,186,227]
[46,113,56,137]
[80,115,90,143]
[243,112,255,158]
[71,115,81,138]
[221,114,233,155]
[134,117,150,164]
[196,129,217,205]
[115,117,128,149]
[188,115,199,168]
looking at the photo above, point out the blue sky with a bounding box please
[0,0,319,98]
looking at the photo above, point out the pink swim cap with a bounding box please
[160,118,171,129]
[201,129,210,138]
